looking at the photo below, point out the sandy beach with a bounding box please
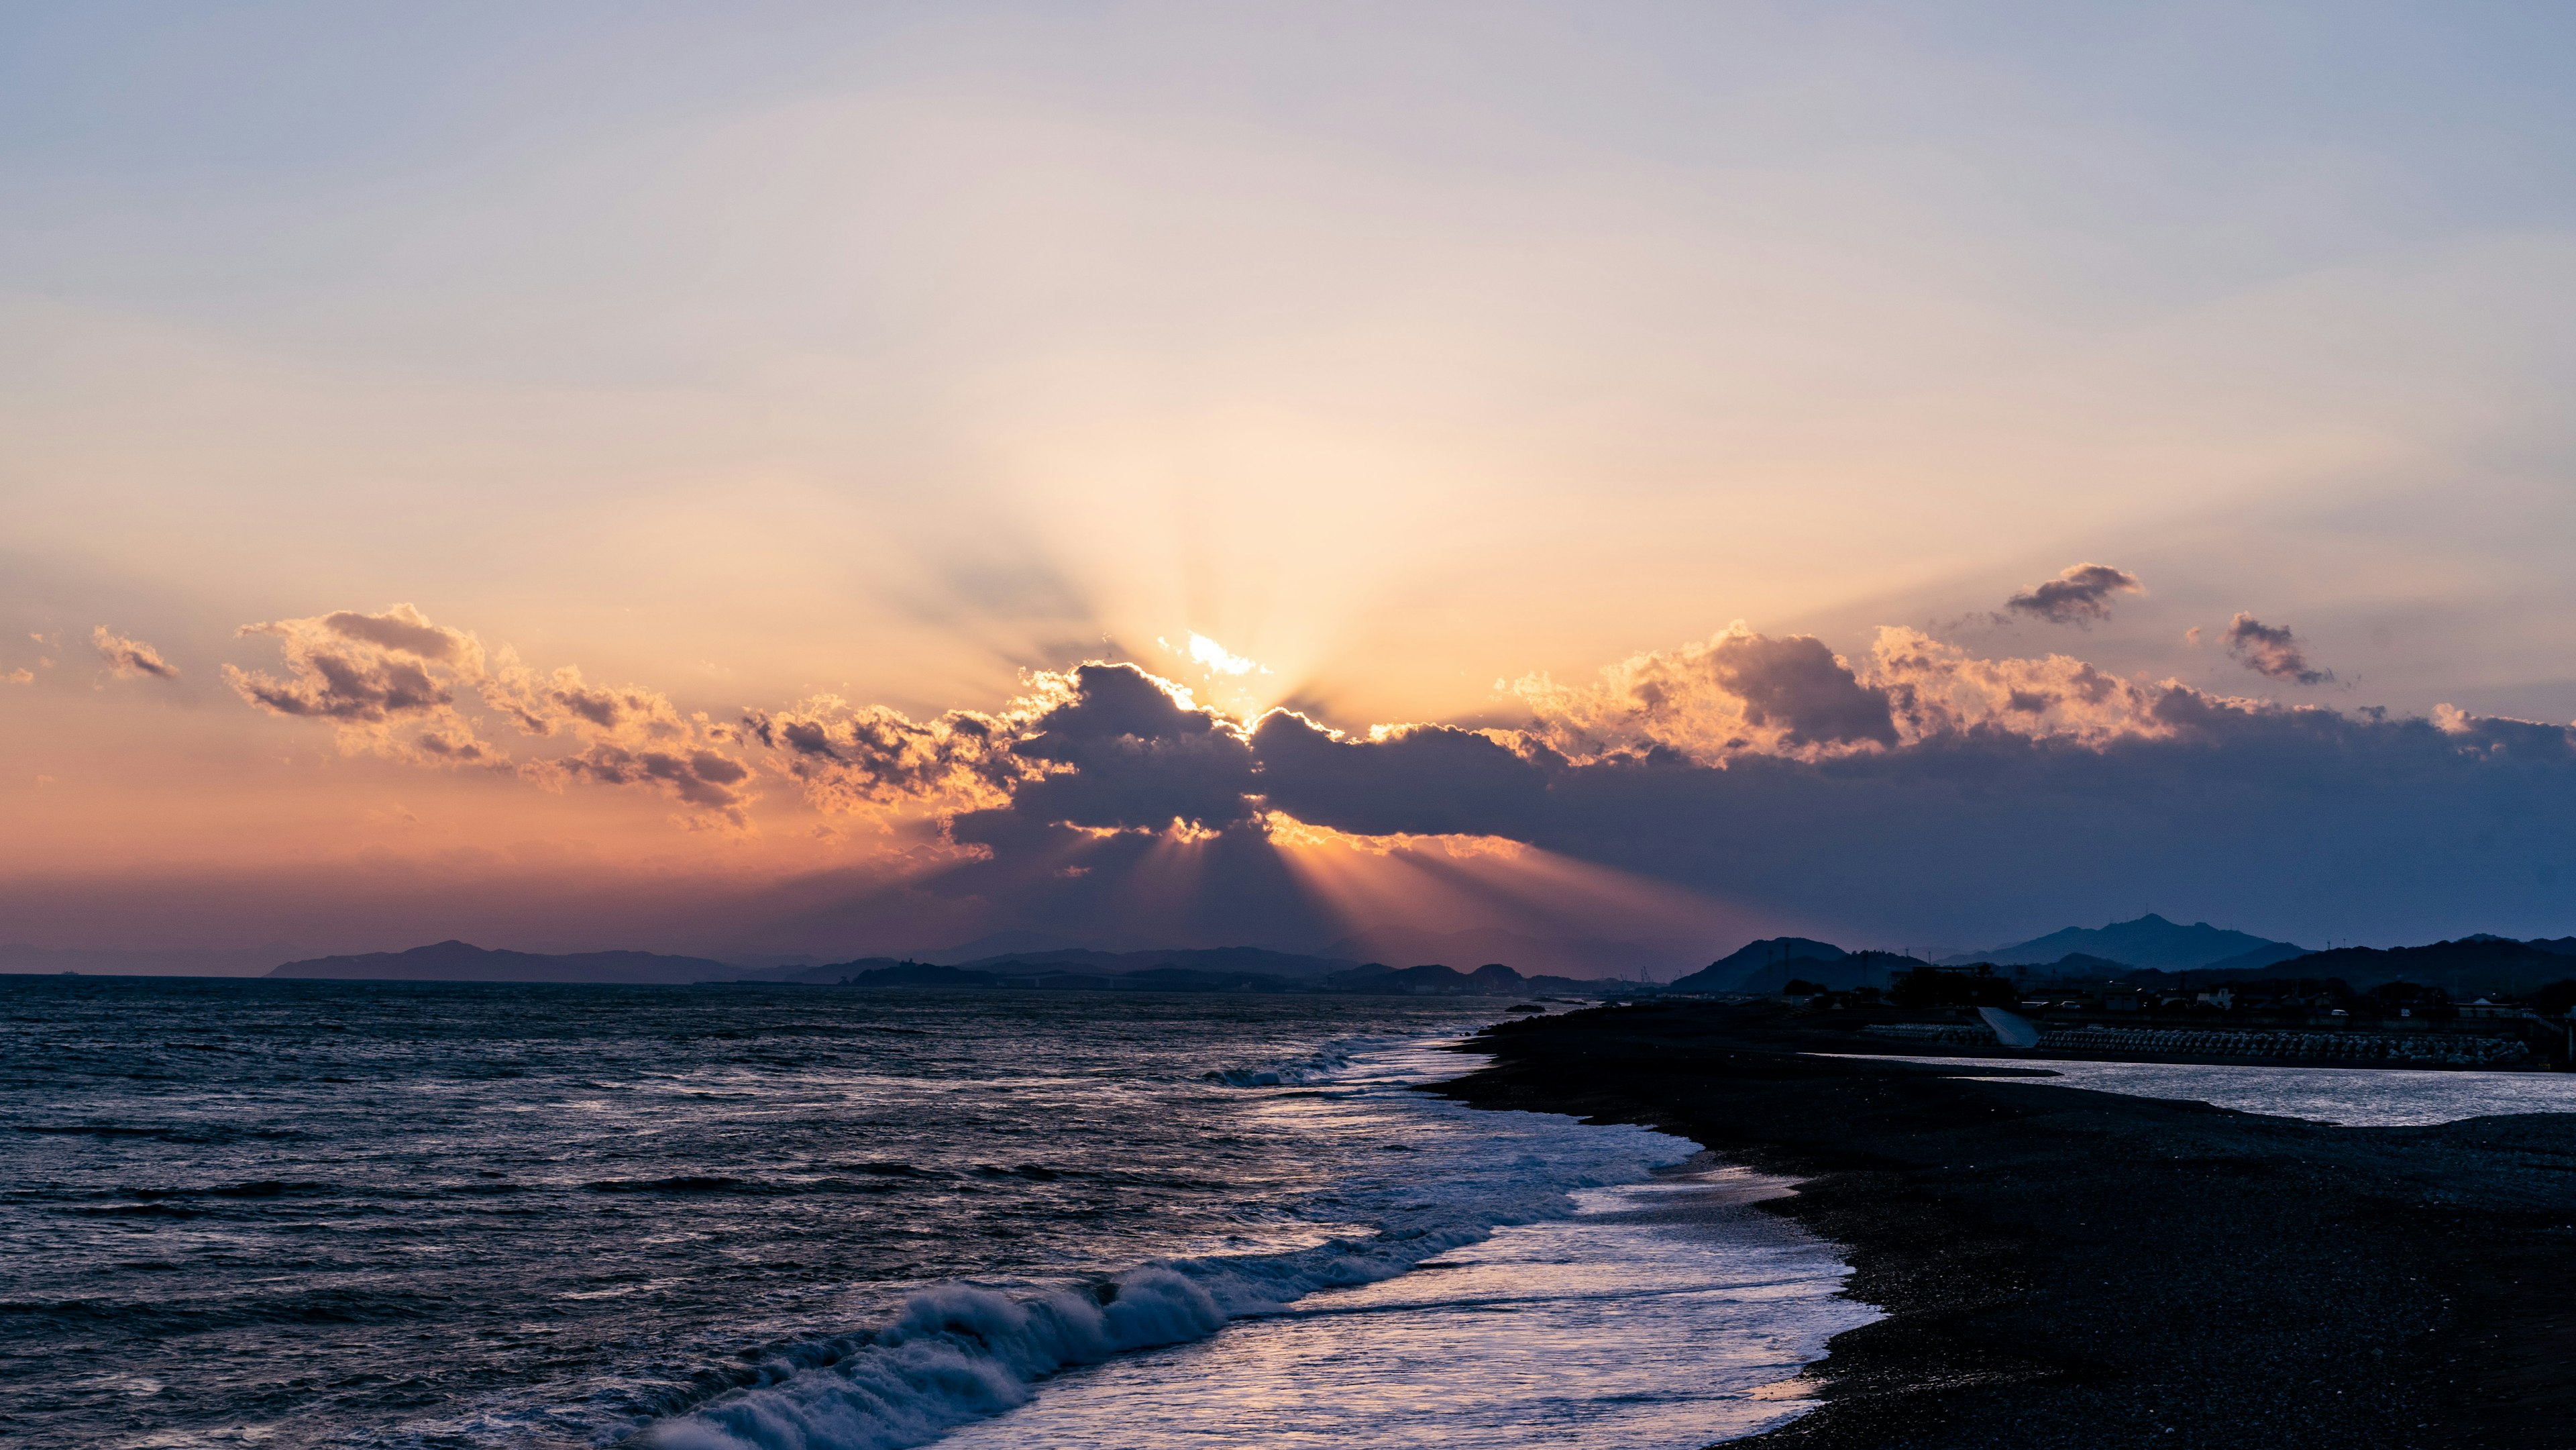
[1436,1001,2576,1449]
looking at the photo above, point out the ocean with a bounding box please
[1860,1053,2576,1126]
[1,978,1868,1449]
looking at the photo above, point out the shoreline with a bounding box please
[1432,1001,2576,1449]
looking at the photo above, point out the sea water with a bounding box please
[2,978,1870,1449]
[1861,1054,2576,1127]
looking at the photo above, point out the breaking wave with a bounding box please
[632,1041,1693,1450]
[1201,1037,1381,1087]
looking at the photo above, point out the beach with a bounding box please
[1436,1000,2576,1449]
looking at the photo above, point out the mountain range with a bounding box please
[266,941,741,985]
[257,941,1627,996]
[1937,914,2308,973]
[1668,917,2576,997]
[70,915,2576,997]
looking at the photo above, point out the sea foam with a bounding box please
[635,1041,1695,1450]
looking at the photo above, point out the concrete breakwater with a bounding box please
[1862,1021,2531,1067]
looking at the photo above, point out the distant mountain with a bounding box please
[1320,962,1613,997]
[959,946,1360,982]
[728,956,914,984]
[804,955,1619,996]
[2192,941,2316,975]
[2264,937,2576,995]
[2,942,303,978]
[2039,952,2137,978]
[1941,915,2304,973]
[266,941,743,985]
[1666,937,1848,994]
[830,962,1002,989]
[920,930,1089,964]
[1324,927,1690,980]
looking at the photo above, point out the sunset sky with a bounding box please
[9,4,2576,965]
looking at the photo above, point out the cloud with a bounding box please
[527,745,757,828]
[858,650,2576,949]
[2222,613,2333,684]
[225,603,500,764]
[223,605,752,822]
[1510,623,1895,760]
[743,696,1020,817]
[2001,562,2143,625]
[201,593,2576,945]
[93,626,178,680]
[4,669,30,686]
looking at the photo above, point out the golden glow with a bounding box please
[1262,811,1750,948]
[1260,811,1525,860]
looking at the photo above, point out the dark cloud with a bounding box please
[1252,714,1555,837]
[92,626,178,680]
[2002,562,2143,625]
[535,745,756,826]
[755,633,2576,950]
[201,600,2576,948]
[2223,613,2333,684]
[230,645,447,721]
[321,609,471,661]
[1702,631,1898,747]
[1006,664,1260,831]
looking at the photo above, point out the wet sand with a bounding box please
[1432,1001,2576,1449]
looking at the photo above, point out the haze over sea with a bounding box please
[1,978,1868,1450]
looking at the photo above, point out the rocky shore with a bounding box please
[1434,1000,2576,1450]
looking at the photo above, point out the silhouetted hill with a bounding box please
[1323,962,1547,995]
[1667,937,1848,993]
[266,941,742,984]
[811,955,1615,996]
[2264,937,2574,995]
[3,942,305,978]
[919,930,1085,964]
[1324,927,1690,980]
[829,962,1000,988]
[1941,914,2304,972]
[2192,941,2315,974]
[2036,952,2135,978]
[958,947,1358,981]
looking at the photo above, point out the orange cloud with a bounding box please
[225,603,754,826]
[93,626,178,681]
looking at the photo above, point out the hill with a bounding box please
[814,956,1615,996]
[1942,914,2304,972]
[963,946,1358,982]
[1324,927,1689,980]
[1666,937,1848,994]
[2259,937,2575,996]
[266,941,743,985]
[2,942,303,978]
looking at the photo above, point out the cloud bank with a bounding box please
[206,594,2576,946]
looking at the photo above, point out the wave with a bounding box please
[1201,1037,1379,1087]
[632,1039,1692,1450]
[635,1221,1562,1449]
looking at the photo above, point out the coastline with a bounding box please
[1432,1001,2576,1450]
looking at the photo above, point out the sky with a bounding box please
[7,2,2576,968]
